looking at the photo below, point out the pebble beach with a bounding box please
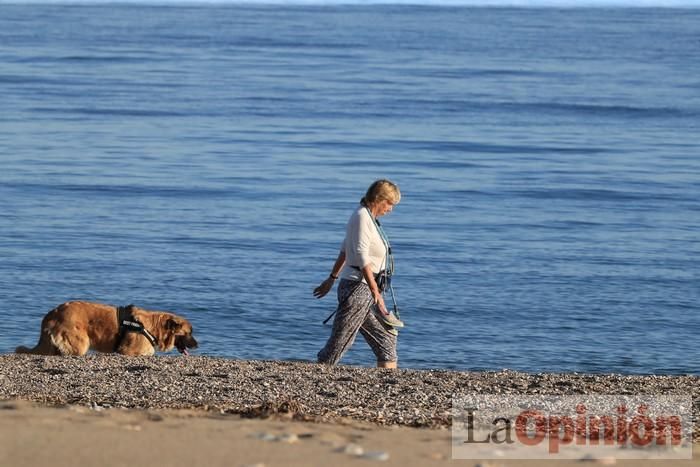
[1,355,698,466]
[1,355,698,427]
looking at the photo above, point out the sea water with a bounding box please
[1,4,698,374]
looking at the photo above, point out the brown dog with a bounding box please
[16,301,198,356]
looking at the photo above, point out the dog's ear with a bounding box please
[166,318,182,331]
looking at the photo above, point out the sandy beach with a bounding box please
[0,355,697,466]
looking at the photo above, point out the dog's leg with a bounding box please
[117,334,155,356]
[50,330,90,356]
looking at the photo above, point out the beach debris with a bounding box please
[318,431,346,448]
[240,399,304,420]
[253,432,277,442]
[577,454,617,464]
[147,412,164,422]
[89,402,105,412]
[337,443,364,456]
[362,450,390,461]
[251,430,308,444]
[0,402,19,410]
[276,433,299,444]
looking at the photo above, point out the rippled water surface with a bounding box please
[1,4,698,373]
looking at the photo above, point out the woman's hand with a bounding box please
[362,264,389,315]
[373,292,389,316]
[315,251,345,299]
[313,276,336,299]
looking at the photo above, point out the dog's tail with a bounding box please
[15,329,57,355]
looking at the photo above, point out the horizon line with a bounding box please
[2,0,700,7]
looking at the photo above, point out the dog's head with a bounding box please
[162,315,198,356]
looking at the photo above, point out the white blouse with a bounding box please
[340,205,387,282]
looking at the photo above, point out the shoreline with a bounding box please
[1,355,698,466]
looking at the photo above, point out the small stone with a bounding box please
[277,433,299,444]
[253,432,277,441]
[362,450,390,461]
[90,402,104,412]
[337,443,364,456]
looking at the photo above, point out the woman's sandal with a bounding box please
[377,310,404,328]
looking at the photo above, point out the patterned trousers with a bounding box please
[318,279,398,365]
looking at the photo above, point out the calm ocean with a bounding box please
[1,4,698,374]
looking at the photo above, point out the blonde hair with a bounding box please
[360,179,401,207]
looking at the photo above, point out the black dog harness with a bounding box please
[115,305,158,351]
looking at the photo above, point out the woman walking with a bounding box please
[314,179,403,368]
